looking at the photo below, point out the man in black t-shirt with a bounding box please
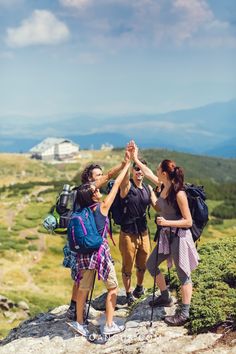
[119,160,151,306]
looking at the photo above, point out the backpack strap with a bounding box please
[143,183,151,219]
[90,204,116,246]
[103,216,116,246]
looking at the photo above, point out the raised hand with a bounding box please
[127,140,138,160]
[124,144,132,162]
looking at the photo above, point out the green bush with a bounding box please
[212,200,236,219]
[28,245,38,251]
[178,238,236,334]
[208,218,224,225]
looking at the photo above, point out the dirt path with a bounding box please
[1,185,51,292]
[3,185,50,230]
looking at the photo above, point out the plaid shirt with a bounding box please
[63,243,77,280]
[63,237,114,284]
[76,239,113,283]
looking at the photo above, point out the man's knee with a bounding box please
[136,265,146,274]
[122,269,132,278]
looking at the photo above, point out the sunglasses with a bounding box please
[133,166,141,172]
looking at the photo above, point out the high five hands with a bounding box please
[126,140,138,162]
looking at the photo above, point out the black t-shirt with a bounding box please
[120,180,150,235]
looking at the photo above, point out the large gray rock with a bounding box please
[0,293,234,354]
[92,289,127,311]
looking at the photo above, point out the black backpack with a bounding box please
[155,183,208,242]
[106,179,151,227]
[43,185,78,234]
[184,183,209,242]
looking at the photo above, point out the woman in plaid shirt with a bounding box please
[67,156,131,337]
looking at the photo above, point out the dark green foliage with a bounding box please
[0,227,28,253]
[28,245,38,251]
[212,200,236,219]
[141,149,236,183]
[48,246,62,255]
[184,238,236,334]
[168,239,236,334]
[0,180,70,196]
[208,218,224,225]
[25,235,39,240]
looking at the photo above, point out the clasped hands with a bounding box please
[124,140,138,162]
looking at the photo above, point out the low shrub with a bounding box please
[175,238,236,334]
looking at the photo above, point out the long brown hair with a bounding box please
[160,159,184,204]
[76,183,94,208]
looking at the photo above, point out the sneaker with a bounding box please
[164,313,189,326]
[126,292,135,306]
[66,307,76,321]
[149,295,174,308]
[102,321,125,336]
[133,286,145,299]
[67,321,89,337]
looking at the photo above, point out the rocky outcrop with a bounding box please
[0,292,234,354]
[0,295,30,324]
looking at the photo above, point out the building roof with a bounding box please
[30,137,78,153]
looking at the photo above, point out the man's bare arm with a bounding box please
[119,167,131,199]
[94,160,126,188]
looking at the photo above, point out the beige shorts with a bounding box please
[79,262,118,291]
[119,230,150,276]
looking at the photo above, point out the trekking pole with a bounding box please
[85,271,97,322]
[150,225,161,327]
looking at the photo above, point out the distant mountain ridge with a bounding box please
[0,99,235,157]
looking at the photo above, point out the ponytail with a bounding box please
[160,160,184,205]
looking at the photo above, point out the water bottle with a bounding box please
[59,184,70,209]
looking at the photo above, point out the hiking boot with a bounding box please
[102,322,125,336]
[133,285,145,299]
[164,313,189,326]
[67,321,89,337]
[66,307,76,321]
[126,292,135,306]
[149,295,174,308]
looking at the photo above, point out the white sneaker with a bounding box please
[67,321,89,337]
[102,321,125,336]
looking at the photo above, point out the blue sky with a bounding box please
[0,0,235,123]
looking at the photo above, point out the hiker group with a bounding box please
[57,140,207,338]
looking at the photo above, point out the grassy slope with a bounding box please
[0,150,236,338]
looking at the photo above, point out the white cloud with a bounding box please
[6,10,70,47]
[59,0,236,49]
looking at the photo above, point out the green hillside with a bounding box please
[0,150,235,339]
[139,149,236,183]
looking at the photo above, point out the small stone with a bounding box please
[125,320,141,328]
[3,311,17,322]
[0,295,8,302]
[0,303,10,311]
[17,301,29,311]
[7,300,15,308]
